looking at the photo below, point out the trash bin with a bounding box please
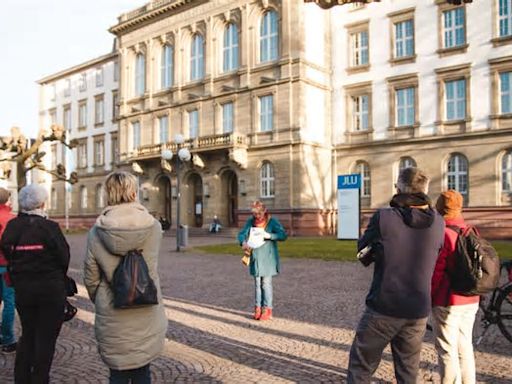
[178,224,188,247]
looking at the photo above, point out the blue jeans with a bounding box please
[110,364,151,384]
[254,276,273,308]
[0,266,15,345]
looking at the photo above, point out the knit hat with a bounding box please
[436,190,463,219]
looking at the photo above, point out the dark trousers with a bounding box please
[110,364,151,384]
[348,306,427,384]
[15,296,64,384]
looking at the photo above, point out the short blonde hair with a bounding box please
[104,171,138,206]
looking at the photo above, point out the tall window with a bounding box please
[159,115,169,144]
[78,143,87,168]
[132,121,141,150]
[111,136,119,164]
[79,73,87,92]
[395,20,414,58]
[161,45,174,89]
[259,95,273,132]
[399,157,417,171]
[63,105,71,131]
[443,8,465,48]
[95,97,104,124]
[445,79,466,120]
[503,150,512,192]
[500,71,512,114]
[135,54,146,96]
[51,188,57,211]
[78,101,87,128]
[189,110,199,139]
[96,184,105,209]
[112,92,119,120]
[350,30,369,67]
[94,140,104,166]
[80,186,88,210]
[64,79,71,97]
[260,11,278,63]
[223,23,239,72]
[447,154,468,201]
[352,95,369,131]
[499,0,512,37]
[49,109,57,125]
[95,67,104,87]
[51,145,57,170]
[222,102,234,133]
[396,87,415,126]
[113,60,119,82]
[190,35,204,81]
[260,161,275,198]
[355,161,371,197]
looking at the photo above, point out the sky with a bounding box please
[0,0,144,138]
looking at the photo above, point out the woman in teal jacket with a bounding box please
[237,201,287,321]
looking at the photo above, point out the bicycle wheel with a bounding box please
[496,283,512,343]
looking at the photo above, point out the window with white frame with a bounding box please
[502,150,512,192]
[135,54,146,96]
[350,30,369,67]
[396,87,415,126]
[445,79,466,120]
[355,161,371,197]
[95,97,104,124]
[64,79,71,97]
[222,102,234,133]
[499,0,512,37]
[260,11,278,63]
[189,110,199,139]
[352,95,369,131]
[112,92,119,120]
[111,136,119,164]
[79,72,87,92]
[78,143,87,168]
[63,105,71,131]
[161,45,174,89]
[95,67,104,87]
[94,140,104,166]
[80,186,88,209]
[190,35,204,81]
[399,156,417,171]
[500,71,512,114]
[132,121,141,150]
[49,109,57,125]
[443,8,465,48]
[159,115,169,144]
[96,184,105,209]
[260,161,275,198]
[395,20,414,58]
[259,95,273,132]
[447,154,468,200]
[223,23,239,72]
[49,84,56,101]
[78,101,87,128]
[114,60,119,82]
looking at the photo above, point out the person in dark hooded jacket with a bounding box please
[347,167,445,384]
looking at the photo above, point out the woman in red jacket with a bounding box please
[432,190,480,384]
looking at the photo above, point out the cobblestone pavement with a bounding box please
[0,233,511,383]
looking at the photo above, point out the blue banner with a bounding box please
[338,174,361,189]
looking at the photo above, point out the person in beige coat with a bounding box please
[84,171,167,384]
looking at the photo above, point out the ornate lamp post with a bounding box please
[161,134,191,252]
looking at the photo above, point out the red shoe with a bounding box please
[253,306,261,320]
[259,307,272,321]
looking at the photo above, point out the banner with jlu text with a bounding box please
[337,174,361,240]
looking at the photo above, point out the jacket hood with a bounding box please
[396,206,436,229]
[95,202,157,255]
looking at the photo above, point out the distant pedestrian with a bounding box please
[1,184,70,383]
[209,215,221,233]
[237,200,287,321]
[431,190,479,384]
[0,188,16,353]
[84,171,167,384]
[348,167,445,383]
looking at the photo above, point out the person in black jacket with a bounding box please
[1,184,70,384]
[347,167,445,383]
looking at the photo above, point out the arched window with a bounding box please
[135,53,145,96]
[190,34,204,81]
[447,154,468,201]
[399,156,417,171]
[80,186,88,210]
[354,161,371,198]
[502,150,512,192]
[96,184,105,209]
[260,10,278,63]
[161,45,174,89]
[260,161,275,198]
[223,23,239,72]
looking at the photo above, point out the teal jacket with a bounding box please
[237,216,287,277]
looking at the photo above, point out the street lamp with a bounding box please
[161,134,191,252]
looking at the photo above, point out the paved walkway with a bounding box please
[0,233,511,383]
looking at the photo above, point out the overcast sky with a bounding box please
[0,0,144,138]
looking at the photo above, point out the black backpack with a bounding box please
[112,249,158,308]
[447,225,500,296]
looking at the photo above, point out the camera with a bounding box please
[357,244,375,267]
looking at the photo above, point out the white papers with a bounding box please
[247,227,265,249]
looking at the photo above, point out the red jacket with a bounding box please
[431,216,480,307]
[0,204,15,266]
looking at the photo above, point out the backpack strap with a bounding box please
[446,225,462,235]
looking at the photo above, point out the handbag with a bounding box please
[65,276,78,296]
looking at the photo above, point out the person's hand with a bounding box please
[263,231,271,240]
[242,242,251,251]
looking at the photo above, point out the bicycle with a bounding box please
[476,260,512,345]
